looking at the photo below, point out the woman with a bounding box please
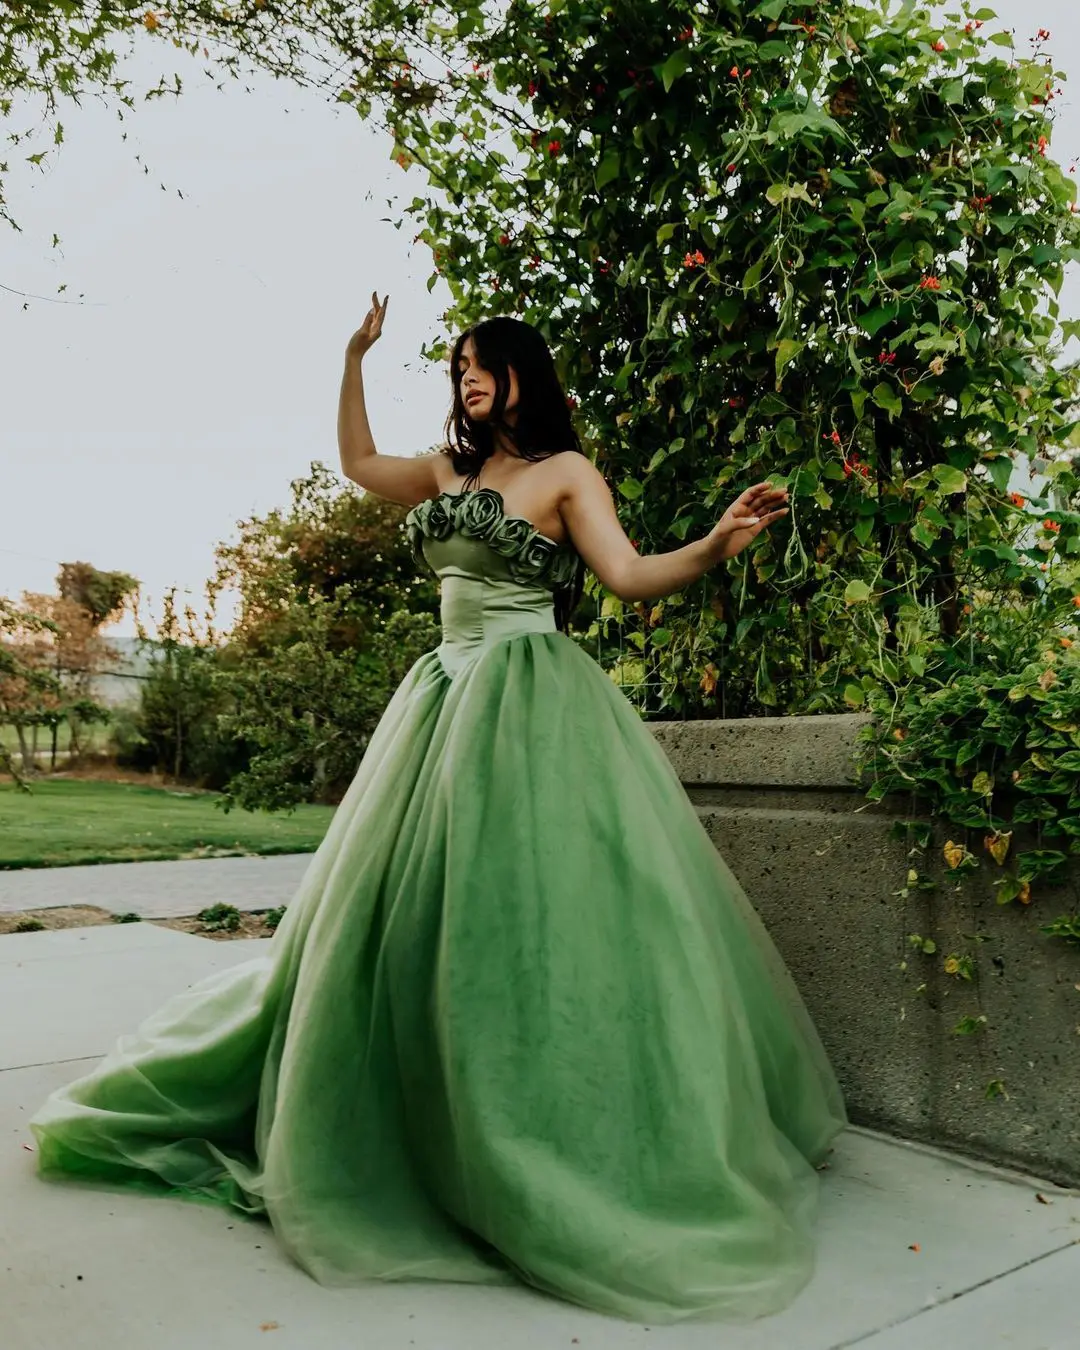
[30,294,846,1325]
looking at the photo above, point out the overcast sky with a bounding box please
[1,2,1077,635]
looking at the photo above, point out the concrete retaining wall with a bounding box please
[650,714,1080,1186]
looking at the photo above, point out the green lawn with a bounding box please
[0,779,334,869]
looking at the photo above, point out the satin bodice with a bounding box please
[404,489,581,677]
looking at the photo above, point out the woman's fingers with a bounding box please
[724,507,789,533]
[740,482,787,509]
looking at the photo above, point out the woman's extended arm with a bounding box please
[338,292,444,506]
[559,457,788,603]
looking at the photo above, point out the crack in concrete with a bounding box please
[831,1238,1080,1348]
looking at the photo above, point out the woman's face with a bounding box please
[457,336,519,423]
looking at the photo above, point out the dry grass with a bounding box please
[0,905,116,935]
[0,905,278,941]
[154,912,278,942]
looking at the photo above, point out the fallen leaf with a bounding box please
[21,1144,33,1152]
[259,1324,280,1333]
[1036,1193,1052,1205]
[984,831,1012,866]
[1018,880,1033,906]
[943,839,966,869]
[908,1243,921,1252]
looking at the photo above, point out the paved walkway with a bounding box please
[0,853,313,918]
[1,923,1078,1350]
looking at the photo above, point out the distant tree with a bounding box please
[0,595,108,777]
[123,464,441,803]
[218,596,438,810]
[209,464,440,807]
[0,598,57,780]
[57,563,140,631]
[123,589,242,785]
[210,461,438,647]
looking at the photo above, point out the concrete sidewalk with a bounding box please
[0,852,312,918]
[1,924,1078,1350]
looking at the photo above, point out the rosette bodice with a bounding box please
[405,488,581,676]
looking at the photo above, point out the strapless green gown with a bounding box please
[30,489,846,1324]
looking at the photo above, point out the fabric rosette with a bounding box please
[492,514,533,560]
[423,494,456,540]
[406,493,455,561]
[508,532,560,583]
[454,488,504,542]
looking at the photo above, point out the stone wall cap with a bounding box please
[650,713,873,789]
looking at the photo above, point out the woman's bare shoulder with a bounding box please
[425,446,458,493]
[550,450,607,498]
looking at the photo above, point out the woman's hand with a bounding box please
[706,482,789,562]
[346,291,389,361]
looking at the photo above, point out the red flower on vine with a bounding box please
[566,396,578,410]
[1044,519,1061,532]
[678,26,694,41]
[528,80,539,97]
[1038,27,1051,40]
[1010,492,1026,507]
[729,65,740,78]
[843,451,871,480]
[965,19,984,32]
[727,163,737,174]
[919,275,942,290]
[1037,134,1049,156]
[683,250,706,268]
[548,139,562,156]
[825,430,842,446]
[499,233,509,245]
[878,351,897,365]
[1072,596,1080,609]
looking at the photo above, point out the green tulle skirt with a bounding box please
[30,632,846,1324]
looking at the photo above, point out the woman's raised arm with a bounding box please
[338,292,444,506]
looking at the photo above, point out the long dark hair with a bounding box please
[443,316,586,630]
